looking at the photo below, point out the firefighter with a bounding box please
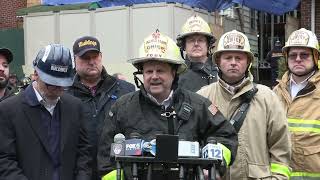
[198,30,291,179]
[98,30,238,180]
[273,28,320,180]
[177,15,218,92]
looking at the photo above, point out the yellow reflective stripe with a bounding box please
[218,143,231,167]
[288,118,320,125]
[291,171,320,178]
[289,127,320,133]
[288,118,320,133]
[270,163,291,178]
[102,170,124,180]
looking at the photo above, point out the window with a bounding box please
[250,9,256,30]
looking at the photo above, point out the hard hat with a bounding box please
[33,44,75,87]
[213,30,254,63]
[282,28,320,67]
[176,15,215,50]
[128,29,187,74]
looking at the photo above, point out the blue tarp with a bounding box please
[42,0,300,15]
[233,0,300,15]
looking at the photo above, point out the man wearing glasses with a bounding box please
[273,28,320,180]
[0,44,92,180]
[177,15,218,92]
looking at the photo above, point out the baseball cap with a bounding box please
[0,48,13,64]
[73,36,100,57]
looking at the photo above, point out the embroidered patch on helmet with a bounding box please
[288,30,309,46]
[208,104,218,115]
[223,32,245,49]
[144,30,168,58]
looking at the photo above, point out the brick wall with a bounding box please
[300,0,320,40]
[0,1,27,29]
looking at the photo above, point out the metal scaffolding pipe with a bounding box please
[311,0,315,32]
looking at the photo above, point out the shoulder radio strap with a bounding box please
[229,84,258,133]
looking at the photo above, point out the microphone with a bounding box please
[125,133,144,156]
[110,133,125,157]
[201,137,223,160]
[142,139,156,156]
[178,140,200,157]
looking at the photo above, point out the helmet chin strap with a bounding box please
[133,71,144,89]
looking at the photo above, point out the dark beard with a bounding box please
[0,79,8,89]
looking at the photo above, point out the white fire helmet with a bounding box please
[213,30,254,64]
[282,28,320,69]
[128,29,187,74]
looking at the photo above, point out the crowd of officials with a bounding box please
[0,14,319,180]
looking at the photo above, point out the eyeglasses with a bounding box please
[288,53,311,61]
[185,38,207,45]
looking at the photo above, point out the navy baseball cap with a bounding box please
[73,36,100,57]
[0,48,13,64]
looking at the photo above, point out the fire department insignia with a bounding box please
[223,33,245,49]
[208,104,218,115]
[288,31,309,46]
[112,144,123,155]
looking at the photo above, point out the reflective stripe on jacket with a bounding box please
[274,71,320,179]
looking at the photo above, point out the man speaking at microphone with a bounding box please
[97,30,238,180]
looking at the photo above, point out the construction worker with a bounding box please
[177,15,218,92]
[0,48,14,102]
[98,30,238,180]
[273,28,320,180]
[0,44,92,180]
[198,30,291,179]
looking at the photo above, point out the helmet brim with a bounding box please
[177,32,214,41]
[128,57,187,74]
[35,66,74,87]
[213,49,254,63]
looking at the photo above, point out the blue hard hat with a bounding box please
[33,44,75,87]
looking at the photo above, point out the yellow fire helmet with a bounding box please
[176,14,215,50]
[128,29,187,74]
[213,30,254,63]
[282,28,320,68]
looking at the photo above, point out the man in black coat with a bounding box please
[0,44,91,180]
[68,36,134,180]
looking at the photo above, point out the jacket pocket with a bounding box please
[302,145,320,172]
[248,163,272,179]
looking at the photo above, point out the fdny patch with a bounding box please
[208,104,218,115]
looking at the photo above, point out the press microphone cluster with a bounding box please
[201,137,223,160]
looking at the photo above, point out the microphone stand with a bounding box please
[132,162,138,180]
[116,161,121,180]
[179,164,185,180]
[209,164,216,180]
[147,163,152,180]
[197,165,205,180]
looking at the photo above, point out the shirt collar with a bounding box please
[147,90,173,109]
[32,81,59,115]
[289,71,315,86]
